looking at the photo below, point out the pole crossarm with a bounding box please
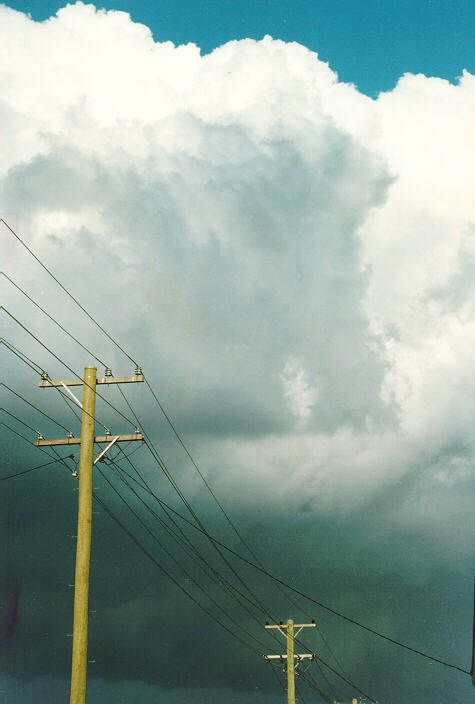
[39,375,144,387]
[35,433,143,447]
[265,624,316,629]
[265,622,316,639]
[264,654,314,660]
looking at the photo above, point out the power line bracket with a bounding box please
[93,436,120,464]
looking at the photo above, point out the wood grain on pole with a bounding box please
[287,619,295,704]
[70,367,96,704]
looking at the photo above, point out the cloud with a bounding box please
[1,3,474,703]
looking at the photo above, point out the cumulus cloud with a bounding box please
[1,4,474,703]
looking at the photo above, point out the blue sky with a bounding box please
[4,0,475,96]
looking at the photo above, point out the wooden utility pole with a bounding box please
[35,366,144,704]
[70,366,96,704]
[264,619,316,704]
[287,619,295,704]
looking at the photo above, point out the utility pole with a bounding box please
[264,619,316,704]
[35,366,144,704]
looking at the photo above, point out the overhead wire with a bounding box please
[0,457,65,481]
[2,275,348,687]
[1,381,73,435]
[2,223,371,687]
[0,407,278,683]
[53,385,83,425]
[118,384,349,688]
[94,471,348,699]
[1,408,42,436]
[104,453,470,677]
[0,420,77,474]
[96,460,273,654]
[2,221,300,609]
[91,489,264,657]
[105,460,264,622]
[1,337,45,375]
[114,391,280,629]
[102,451,368,701]
[105,452,282,627]
[4,385,360,696]
[1,219,138,366]
[1,306,136,429]
[298,667,331,703]
[119,380,349,686]
[1,271,108,368]
[1,337,111,433]
[3,222,467,683]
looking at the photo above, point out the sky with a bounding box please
[0,2,474,704]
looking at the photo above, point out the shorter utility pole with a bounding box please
[264,619,316,704]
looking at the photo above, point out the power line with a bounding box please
[120,384,349,685]
[92,489,264,658]
[3,244,284,622]
[1,337,45,375]
[1,306,136,429]
[3,385,368,697]
[298,667,331,703]
[1,381,73,435]
[94,475,354,702]
[1,338,114,432]
[112,397,280,628]
[0,421,77,473]
[105,453,281,628]
[3,221,467,681]
[2,222,354,682]
[0,457,66,481]
[96,461,273,654]
[102,444,457,696]
[1,271,108,368]
[110,390,290,644]
[1,415,338,698]
[1,219,138,366]
[1,408,42,436]
[2,223,326,636]
[106,455,469,677]
[103,453,375,701]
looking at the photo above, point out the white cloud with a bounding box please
[1,1,474,530]
[280,356,318,423]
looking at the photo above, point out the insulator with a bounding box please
[41,371,48,380]
[135,366,143,376]
[105,428,111,436]
[105,367,113,377]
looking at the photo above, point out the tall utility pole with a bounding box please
[35,366,144,704]
[264,619,316,704]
